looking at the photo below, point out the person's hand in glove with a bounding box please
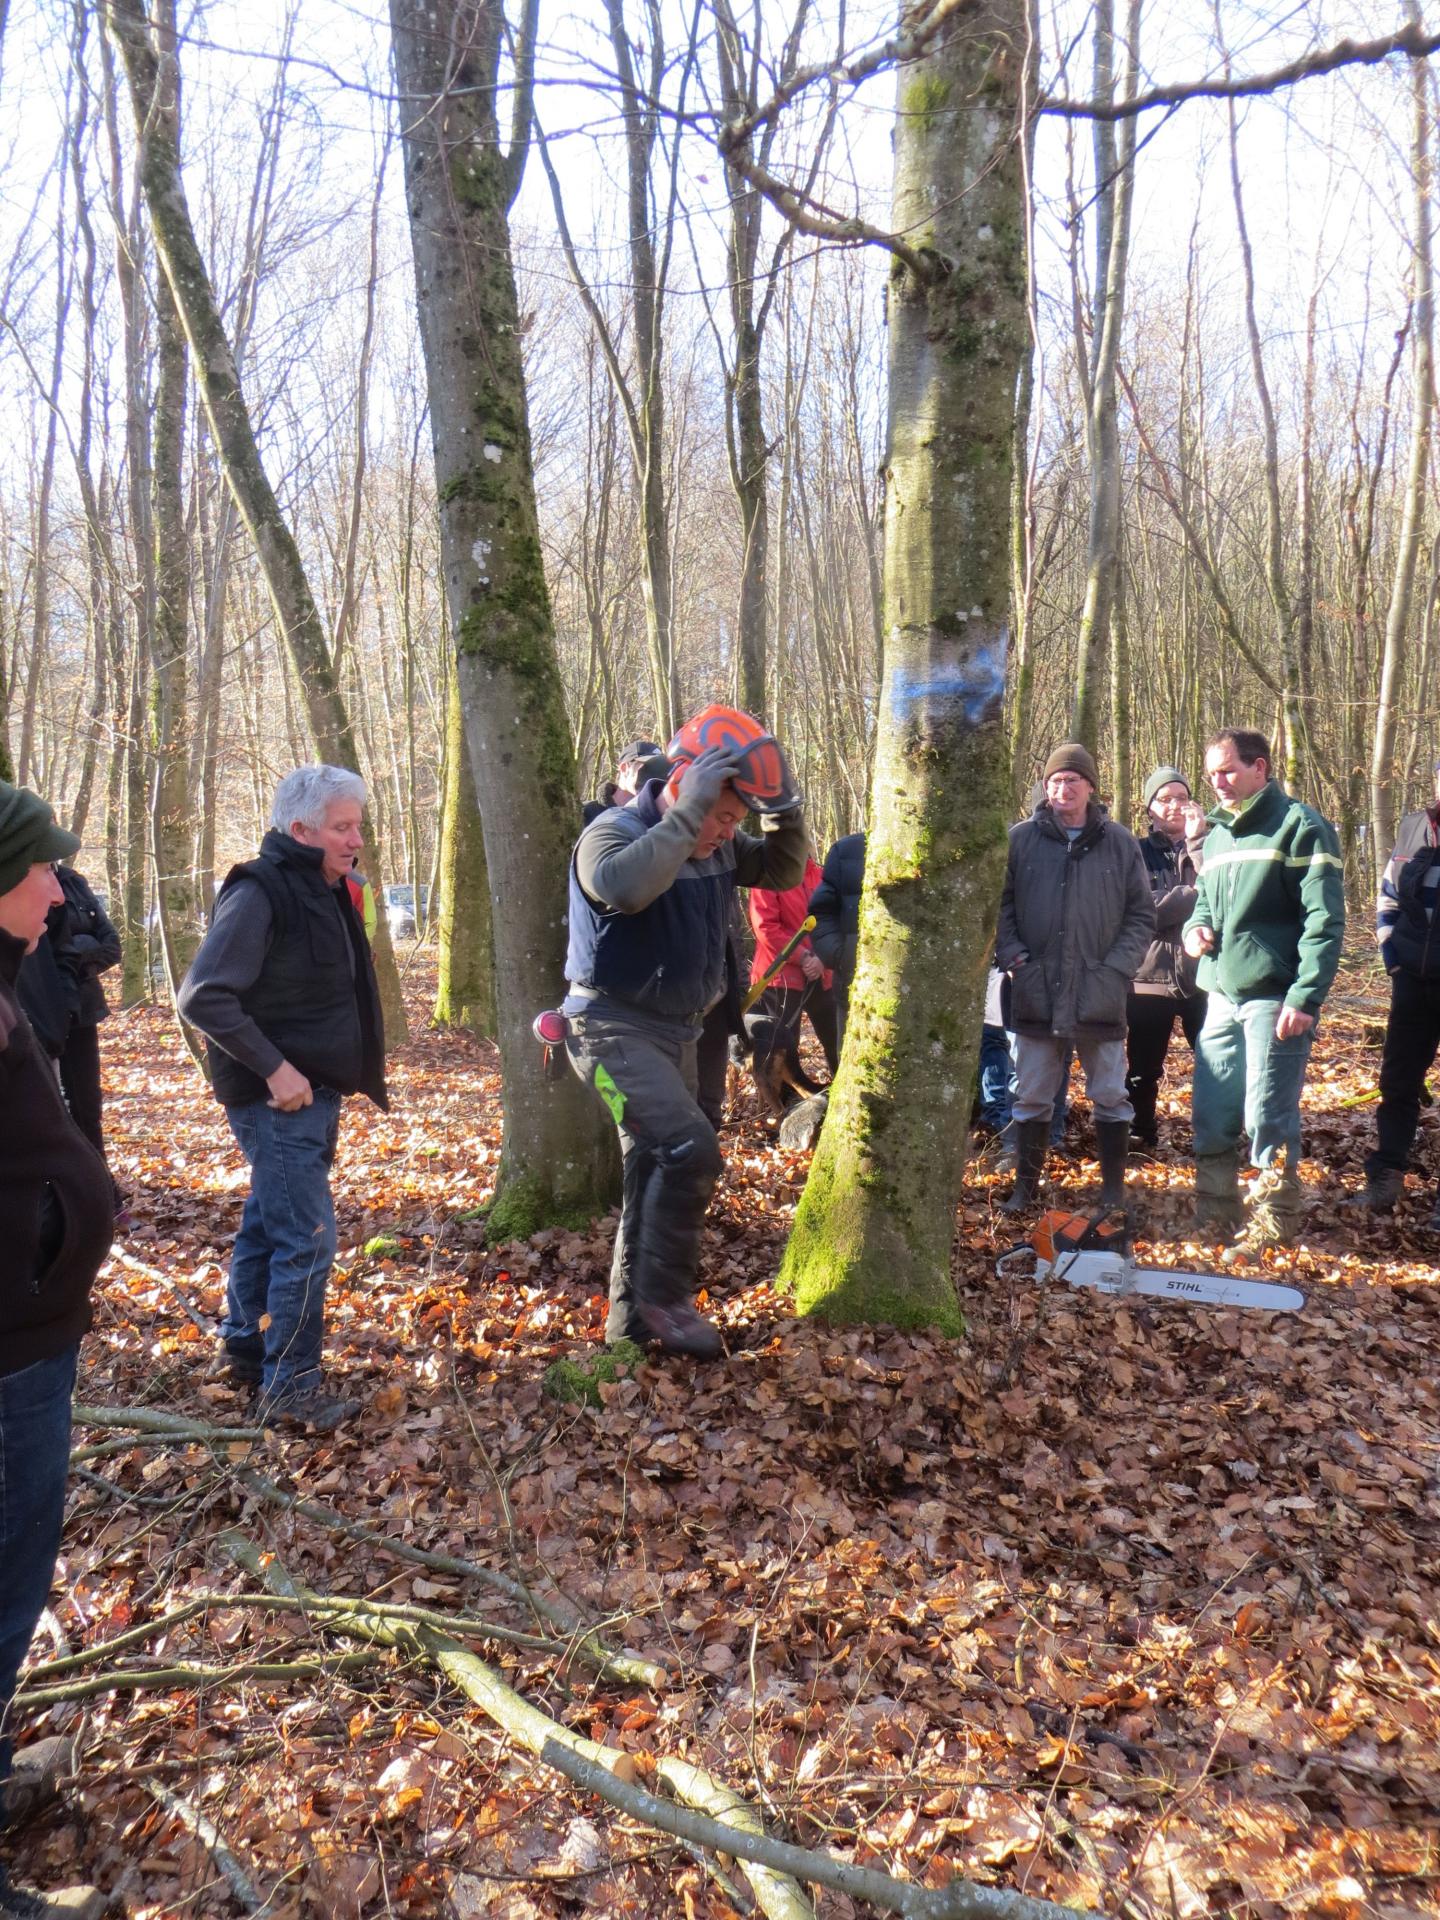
[677,746,743,812]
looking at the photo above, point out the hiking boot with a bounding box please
[633,1300,724,1359]
[1,1737,74,1827]
[1000,1120,1050,1215]
[254,1384,360,1433]
[1234,1164,1304,1255]
[1095,1120,1130,1212]
[207,1345,263,1391]
[1340,1166,1405,1213]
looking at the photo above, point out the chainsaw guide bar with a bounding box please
[996,1208,1306,1314]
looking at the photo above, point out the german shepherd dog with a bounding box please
[739,1009,828,1118]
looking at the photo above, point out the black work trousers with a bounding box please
[1125,990,1205,1145]
[1368,970,1440,1179]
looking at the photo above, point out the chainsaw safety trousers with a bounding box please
[1000,1120,1050,1214]
[1095,1120,1130,1210]
[564,1009,724,1344]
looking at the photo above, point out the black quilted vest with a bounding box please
[208,831,387,1110]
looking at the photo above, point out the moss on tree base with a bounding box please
[483,1174,605,1247]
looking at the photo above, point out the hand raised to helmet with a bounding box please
[677,746,742,811]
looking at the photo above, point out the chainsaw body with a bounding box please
[1000,1208,1305,1314]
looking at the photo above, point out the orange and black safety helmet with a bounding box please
[664,705,800,815]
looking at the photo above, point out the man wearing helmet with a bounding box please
[564,706,807,1357]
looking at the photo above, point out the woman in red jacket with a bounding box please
[746,855,840,1076]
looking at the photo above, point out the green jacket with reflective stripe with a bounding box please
[1182,780,1345,1015]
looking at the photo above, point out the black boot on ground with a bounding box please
[1096,1120,1131,1212]
[1340,1165,1404,1213]
[999,1120,1050,1215]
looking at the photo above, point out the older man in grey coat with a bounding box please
[995,743,1154,1213]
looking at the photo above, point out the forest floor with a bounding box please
[8,952,1440,1920]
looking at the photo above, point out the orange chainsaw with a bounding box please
[996,1207,1305,1313]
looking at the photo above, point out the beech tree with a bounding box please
[781,0,1030,1328]
[389,0,614,1236]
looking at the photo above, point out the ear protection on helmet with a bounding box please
[663,704,800,815]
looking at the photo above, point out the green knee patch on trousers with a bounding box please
[594,1062,626,1125]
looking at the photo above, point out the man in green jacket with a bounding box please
[1182,728,1345,1248]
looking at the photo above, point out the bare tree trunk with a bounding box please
[782,0,1029,1327]
[390,0,614,1231]
[102,0,407,1040]
[1070,0,1140,750]
[1373,9,1434,855]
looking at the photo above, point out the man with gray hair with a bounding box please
[179,766,386,1431]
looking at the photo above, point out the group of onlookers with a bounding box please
[1,712,1438,1910]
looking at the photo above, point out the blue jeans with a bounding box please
[1192,991,1313,1170]
[978,1024,1013,1132]
[0,1346,77,1788]
[223,1092,341,1396]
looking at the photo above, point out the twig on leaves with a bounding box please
[146,1782,274,1915]
[658,1754,815,1920]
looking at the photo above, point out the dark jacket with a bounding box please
[565,780,807,1027]
[996,802,1155,1042]
[1377,804,1440,977]
[1183,779,1344,1014]
[17,869,121,1051]
[0,927,113,1376]
[808,832,865,1004]
[1131,827,1204,1000]
[178,830,388,1110]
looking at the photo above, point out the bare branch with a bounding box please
[1042,21,1440,120]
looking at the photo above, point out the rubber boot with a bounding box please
[1095,1120,1130,1212]
[999,1120,1050,1214]
[1194,1149,1243,1240]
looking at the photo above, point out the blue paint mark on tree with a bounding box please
[889,637,1006,732]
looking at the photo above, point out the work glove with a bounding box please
[676,746,743,811]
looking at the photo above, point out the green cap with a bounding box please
[0,781,80,897]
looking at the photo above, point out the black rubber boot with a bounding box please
[999,1120,1050,1214]
[1096,1120,1130,1212]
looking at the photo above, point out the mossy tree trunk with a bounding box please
[780,0,1029,1331]
[434,664,496,1037]
[390,0,615,1233]
[101,0,407,1043]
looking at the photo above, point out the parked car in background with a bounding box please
[384,884,431,941]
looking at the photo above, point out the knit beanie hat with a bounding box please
[1142,765,1190,810]
[0,781,80,897]
[1043,742,1099,789]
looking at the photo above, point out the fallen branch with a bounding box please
[545,1742,1094,1920]
[657,1754,815,1920]
[16,1650,381,1709]
[230,1537,1090,1920]
[237,1468,667,1689]
[73,1404,258,1440]
[26,1588,566,1682]
[147,1782,274,1915]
